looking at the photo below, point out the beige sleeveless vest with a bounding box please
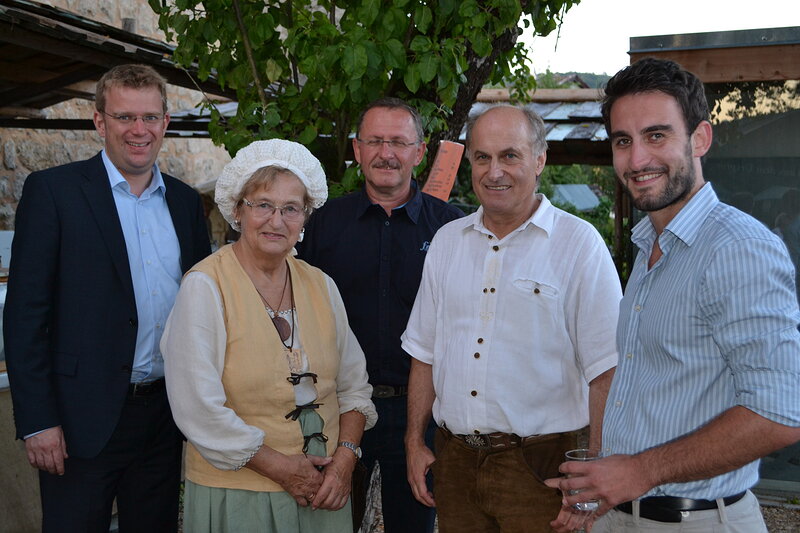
[185,245,340,492]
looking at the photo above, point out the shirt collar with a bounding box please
[468,193,555,240]
[356,180,423,223]
[631,182,718,251]
[101,149,165,196]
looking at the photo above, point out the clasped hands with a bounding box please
[277,450,356,511]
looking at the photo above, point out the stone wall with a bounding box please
[0,0,232,231]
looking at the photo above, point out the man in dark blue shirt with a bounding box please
[296,97,463,532]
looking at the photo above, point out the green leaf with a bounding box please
[255,14,276,43]
[329,83,346,108]
[438,0,457,16]
[414,5,433,33]
[298,124,317,145]
[404,64,421,93]
[201,20,217,43]
[342,44,368,80]
[382,39,406,69]
[265,59,283,83]
[348,77,362,93]
[172,13,190,35]
[410,35,432,53]
[418,54,439,83]
[360,0,380,26]
[468,31,492,57]
[341,166,364,193]
[458,0,480,18]
[377,7,407,40]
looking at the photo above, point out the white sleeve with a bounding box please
[566,230,621,382]
[161,272,264,470]
[400,234,442,364]
[326,276,378,430]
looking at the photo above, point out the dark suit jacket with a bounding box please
[4,152,211,458]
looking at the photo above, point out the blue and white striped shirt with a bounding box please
[604,183,800,499]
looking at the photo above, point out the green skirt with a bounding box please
[183,410,352,533]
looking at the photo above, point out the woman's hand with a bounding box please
[278,453,333,506]
[246,447,332,506]
[311,447,356,510]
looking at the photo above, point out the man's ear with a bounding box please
[692,120,713,158]
[352,137,363,166]
[535,150,547,176]
[93,110,106,138]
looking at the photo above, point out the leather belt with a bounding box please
[127,378,166,397]
[372,384,408,398]
[615,491,746,523]
[443,426,544,451]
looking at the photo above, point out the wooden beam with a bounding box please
[0,106,46,118]
[477,88,604,102]
[629,44,800,83]
[0,64,105,107]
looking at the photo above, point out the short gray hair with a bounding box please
[465,104,548,157]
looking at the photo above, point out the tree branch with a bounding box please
[421,28,521,181]
[232,0,269,109]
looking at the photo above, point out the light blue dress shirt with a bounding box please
[102,151,181,383]
[604,182,800,499]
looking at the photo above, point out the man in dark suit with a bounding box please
[4,64,211,532]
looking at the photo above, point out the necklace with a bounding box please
[254,262,295,348]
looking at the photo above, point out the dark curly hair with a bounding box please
[601,58,709,135]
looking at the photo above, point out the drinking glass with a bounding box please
[564,448,601,533]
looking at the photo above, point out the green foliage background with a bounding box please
[149,0,580,185]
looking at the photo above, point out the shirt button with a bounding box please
[474,429,481,434]
[626,353,633,359]
[615,401,622,407]
[384,221,390,226]
[488,235,493,240]
[483,288,488,293]
[492,245,499,251]
[474,352,480,359]
[477,338,484,344]
[146,260,152,265]
[634,305,642,312]
[534,288,540,294]
[471,390,478,396]
[490,288,495,293]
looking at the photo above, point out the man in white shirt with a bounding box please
[402,105,621,533]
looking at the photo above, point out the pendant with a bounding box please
[286,348,303,374]
[272,315,291,342]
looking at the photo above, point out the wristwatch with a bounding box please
[337,441,362,459]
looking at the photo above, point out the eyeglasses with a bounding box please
[101,111,165,126]
[242,198,307,222]
[356,138,420,150]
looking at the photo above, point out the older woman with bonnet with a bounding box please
[161,139,376,532]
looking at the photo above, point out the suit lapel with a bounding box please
[164,175,194,274]
[80,153,136,300]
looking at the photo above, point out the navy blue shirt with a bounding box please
[296,183,463,386]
